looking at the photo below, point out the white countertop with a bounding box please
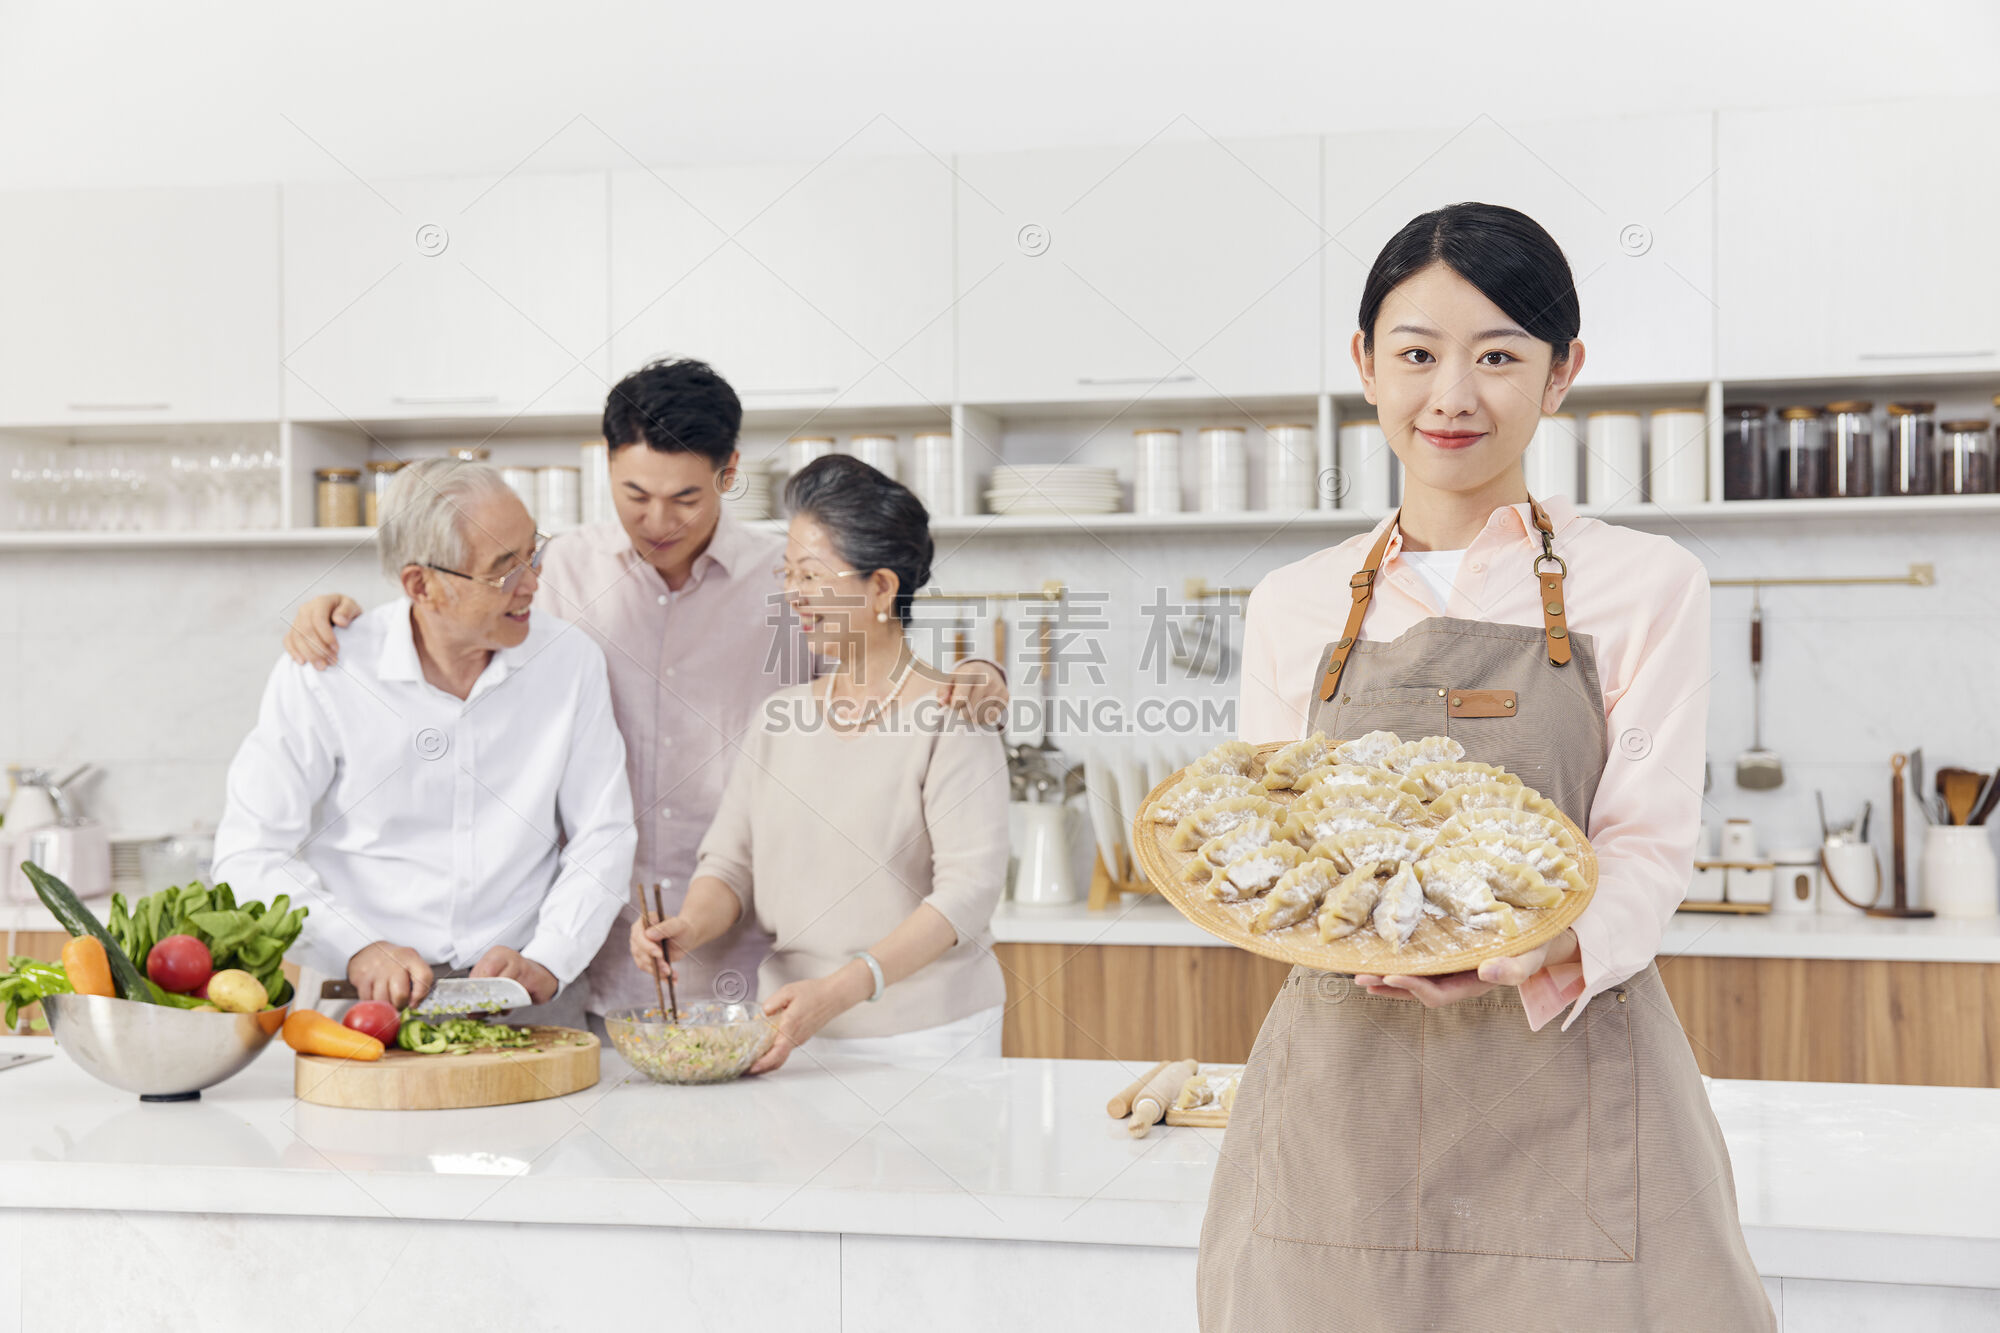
[992,896,2000,963]
[1,1035,1996,1288]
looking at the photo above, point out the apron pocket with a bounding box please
[1315,685,1447,742]
[1415,988,1638,1261]
[1252,971,1426,1249]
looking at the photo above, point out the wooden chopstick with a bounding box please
[632,883,679,1025]
[650,882,681,1024]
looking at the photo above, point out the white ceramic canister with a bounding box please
[1648,408,1709,506]
[1819,838,1881,912]
[1719,818,1758,863]
[1337,420,1394,511]
[1262,422,1317,512]
[500,466,540,523]
[1585,410,1644,507]
[535,466,581,531]
[1769,848,1823,916]
[1921,825,1999,918]
[579,441,613,526]
[909,433,962,517]
[845,433,900,482]
[1523,413,1581,499]
[1132,428,1183,515]
[1195,426,1248,513]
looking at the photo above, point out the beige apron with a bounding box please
[1198,502,1772,1332]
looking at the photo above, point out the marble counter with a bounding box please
[992,895,2000,963]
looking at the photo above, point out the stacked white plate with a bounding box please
[984,464,1123,516]
[724,463,775,519]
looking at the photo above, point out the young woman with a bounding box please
[1199,204,1772,1329]
[630,454,1010,1073]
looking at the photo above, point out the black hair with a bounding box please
[1358,203,1580,366]
[601,358,743,466]
[782,454,935,626]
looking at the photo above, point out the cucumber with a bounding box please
[24,862,154,1003]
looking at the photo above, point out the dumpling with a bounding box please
[1186,740,1258,778]
[1406,760,1521,800]
[1252,858,1344,932]
[1434,807,1580,857]
[1295,762,1428,803]
[1417,858,1521,934]
[1220,1070,1242,1111]
[1289,782,1427,828]
[1151,773,1258,823]
[1280,806,1402,849]
[1174,1070,1241,1112]
[1208,840,1310,903]
[1260,733,1337,790]
[1331,729,1403,768]
[1421,844,1565,910]
[1430,836,1586,900]
[1371,861,1425,948]
[1382,734,1465,775]
[1316,861,1386,941]
[1180,817,1284,884]
[1429,779,1566,826]
[1169,795,1285,851]
[1314,824,1437,874]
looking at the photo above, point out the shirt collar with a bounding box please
[589,507,752,584]
[1369,492,1582,564]
[375,597,523,695]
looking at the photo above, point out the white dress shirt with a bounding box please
[213,599,638,987]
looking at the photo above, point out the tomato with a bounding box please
[146,934,214,994]
[343,1001,402,1046]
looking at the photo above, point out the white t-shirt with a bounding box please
[1397,547,1465,611]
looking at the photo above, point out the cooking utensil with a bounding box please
[602,1002,773,1084]
[0,1052,50,1074]
[1815,790,1831,840]
[1081,745,1128,881]
[634,882,678,1024]
[1106,1058,1171,1118]
[1736,594,1783,789]
[1937,768,1985,825]
[1869,753,1935,918]
[320,975,533,1017]
[42,993,286,1101]
[1970,769,2000,826]
[1126,1057,1199,1138]
[1909,748,1935,824]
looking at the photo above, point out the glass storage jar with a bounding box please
[1939,419,1995,494]
[1778,407,1827,499]
[1824,400,1873,498]
[1722,404,1769,500]
[314,468,363,527]
[364,459,405,527]
[1883,402,1937,496]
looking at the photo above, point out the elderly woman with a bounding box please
[631,455,1009,1072]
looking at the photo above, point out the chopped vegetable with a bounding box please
[0,956,72,1029]
[283,1010,383,1060]
[107,881,305,1008]
[60,937,116,998]
[607,1009,773,1084]
[396,1014,544,1056]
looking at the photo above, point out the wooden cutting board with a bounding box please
[294,1026,600,1110]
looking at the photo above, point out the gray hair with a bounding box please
[377,458,517,579]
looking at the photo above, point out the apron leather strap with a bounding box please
[1317,512,1400,702]
[1317,496,1570,703]
[1528,497,1572,668]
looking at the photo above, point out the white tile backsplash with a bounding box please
[4,509,1996,893]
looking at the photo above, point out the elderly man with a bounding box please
[214,459,636,1025]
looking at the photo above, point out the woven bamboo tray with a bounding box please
[1130,741,1597,976]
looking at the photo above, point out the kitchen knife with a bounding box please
[0,1053,50,1074]
[319,976,533,1015]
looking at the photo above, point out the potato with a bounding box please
[205,969,268,1014]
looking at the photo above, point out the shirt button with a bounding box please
[1468,560,1485,572]
[659,808,673,819]
[665,667,677,677]
[657,594,668,606]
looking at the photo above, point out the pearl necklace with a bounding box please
[822,651,916,732]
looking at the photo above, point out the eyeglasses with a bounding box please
[428,532,549,596]
[774,563,865,595]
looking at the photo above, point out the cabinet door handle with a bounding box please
[1857,351,1996,361]
[1075,374,1197,386]
[66,402,170,412]
[390,394,501,406]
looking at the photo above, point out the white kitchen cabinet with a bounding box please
[1717,99,2000,382]
[954,137,1323,405]
[0,186,281,426]
[283,173,608,422]
[609,154,954,410]
[1324,113,1716,393]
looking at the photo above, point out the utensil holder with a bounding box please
[1921,825,1999,919]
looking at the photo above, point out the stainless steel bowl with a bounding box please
[42,993,287,1101]
[603,1002,775,1084]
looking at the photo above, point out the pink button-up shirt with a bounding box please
[535,509,804,1016]
[1238,495,1711,1031]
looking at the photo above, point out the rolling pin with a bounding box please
[1106,1060,1171,1119]
[1126,1058,1198,1138]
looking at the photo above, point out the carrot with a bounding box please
[283,1009,384,1061]
[60,936,117,998]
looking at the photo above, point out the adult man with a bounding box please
[218,459,636,1024]
[282,359,1004,1023]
